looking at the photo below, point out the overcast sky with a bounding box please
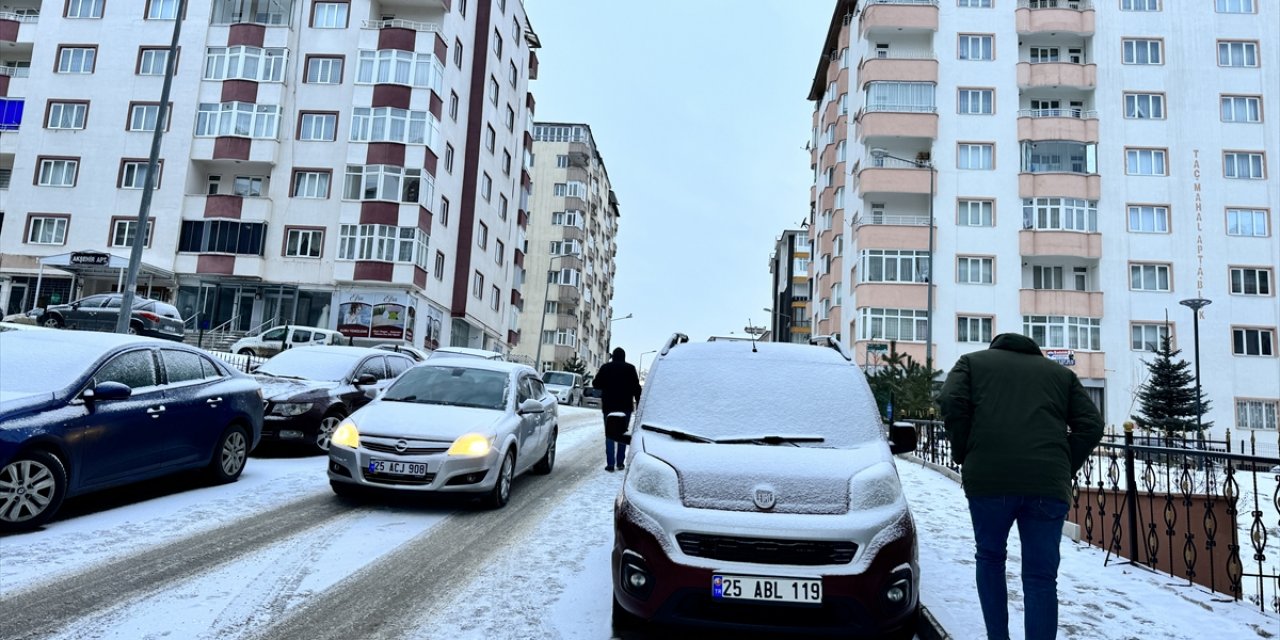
[527,0,832,371]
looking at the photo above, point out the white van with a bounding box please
[230,326,345,357]
[541,370,585,406]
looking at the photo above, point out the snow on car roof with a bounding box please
[0,329,170,352]
[420,358,533,374]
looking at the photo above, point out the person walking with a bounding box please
[592,347,642,472]
[938,333,1104,640]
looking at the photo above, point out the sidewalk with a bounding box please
[898,459,1278,640]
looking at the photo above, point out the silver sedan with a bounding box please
[327,359,558,508]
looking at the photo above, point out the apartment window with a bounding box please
[488,76,499,106]
[355,50,443,91]
[444,144,455,173]
[481,173,492,201]
[234,176,265,197]
[958,89,993,115]
[349,107,438,146]
[505,105,516,131]
[1122,39,1162,65]
[129,103,171,132]
[1129,263,1171,291]
[508,61,518,88]
[110,218,153,248]
[1233,328,1275,356]
[1121,0,1159,10]
[439,197,450,226]
[204,46,287,83]
[1220,95,1261,123]
[1125,148,1167,176]
[556,155,569,168]
[1127,205,1169,233]
[957,256,994,284]
[1032,266,1067,290]
[493,29,503,58]
[56,47,97,74]
[336,224,428,268]
[552,211,583,227]
[865,82,936,112]
[957,143,994,170]
[839,93,848,115]
[1218,41,1259,67]
[298,112,337,141]
[959,0,992,7]
[433,251,445,280]
[449,92,459,121]
[495,240,505,265]
[1216,0,1255,13]
[305,56,343,84]
[955,200,992,227]
[147,0,180,19]
[344,165,428,204]
[1124,93,1165,119]
[46,101,87,130]
[477,222,488,249]
[138,48,171,76]
[1236,399,1277,431]
[485,125,496,152]
[119,160,161,189]
[502,150,512,176]
[836,140,847,163]
[195,102,282,139]
[312,2,348,28]
[958,35,993,61]
[211,0,292,26]
[291,170,331,198]
[1227,208,1269,237]
[489,285,500,311]
[37,158,78,187]
[957,316,993,343]
[473,271,485,299]
[499,194,509,220]
[65,0,103,19]
[859,250,930,284]
[857,308,929,342]
[454,38,464,69]
[1230,267,1272,296]
[1029,47,1059,63]
[177,220,267,255]
[1023,315,1100,350]
[27,216,68,245]
[1225,152,1265,179]
[284,228,323,258]
[1131,323,1170,351]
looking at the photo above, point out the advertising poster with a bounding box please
[335,290,418,341]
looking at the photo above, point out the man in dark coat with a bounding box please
[939,333,1104,640]
[592,347,642,472]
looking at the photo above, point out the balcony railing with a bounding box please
[0,11,39,23]
[361,19,441,32]
[863,0,938,5]
[853,213,931,226]
[864,156,931,170]
[1018,108,1098,119]
[0,66,31,78]
[863,50,936,62]
[861,104,937,114]
[1017,0,1091,8]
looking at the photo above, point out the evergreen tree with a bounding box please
[560,355,589,376]
[1132,334,1212,437]
[865,342,941,420]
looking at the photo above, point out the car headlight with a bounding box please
[849,462,904,511]
[270,402,311,417]
[447,433,493,457]
[331,420,360,449]
[624,454,680,501]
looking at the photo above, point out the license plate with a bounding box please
[367,459,428,477]
[712,574,822,603]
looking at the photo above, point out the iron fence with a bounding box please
[208,350,268,373]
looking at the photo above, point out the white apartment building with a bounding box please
[808,0,1279,449]
[0,0,540,354]
[514,122,620,372]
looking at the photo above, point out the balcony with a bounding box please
[860,0,938,36]
[360,18,442,33]
[1015,1,1095,35]
[185,194,274,223]
[856,159,934,196]
[1020,288,1103,317]
[1017,110,1098,142]
[1046,349,1105,379]
[1018,173,1100,199]
[1017,62,1096,89]
[857,108,938,142]
[0,97,22,131]
[1019,229,1101,258]
[853,282,930,309]
[859,56,938,85]
[0,9,38,44]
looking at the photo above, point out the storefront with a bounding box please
[2,251,176,315]
[176,279,333,335]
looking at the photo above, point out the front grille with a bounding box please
[362,471,437,486]
[362,441,449,456]
[676,533,857,566]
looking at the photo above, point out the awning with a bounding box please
[38,251,175,282]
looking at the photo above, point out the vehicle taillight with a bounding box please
[137,312,161,323]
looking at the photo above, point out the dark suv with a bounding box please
[38,294,185,341]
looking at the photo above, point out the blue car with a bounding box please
[0,331,263,532]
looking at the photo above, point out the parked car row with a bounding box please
[35,293,186,341]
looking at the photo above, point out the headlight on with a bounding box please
[331,420,360,449]
[270,402,311,417]
[849,462,904,511]
[624,454,680,501]
[447,433,493,457]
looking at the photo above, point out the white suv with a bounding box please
[230,326,344,357]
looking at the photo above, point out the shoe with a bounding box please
[616,463,625,471]
[605,465,615,472]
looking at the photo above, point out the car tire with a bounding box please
[237,348,256,357]
[313,409,346,454]
[612,594,644,629]
[330,481,363,501]
[482,450,515,509]
[41,315,64,329]
[0,450,68,533]
[532,428,557,475]
[127,321,142,335]
[208,424,249,484]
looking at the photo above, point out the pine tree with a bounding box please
[560,355,588,376]
[1132,334,1212,438]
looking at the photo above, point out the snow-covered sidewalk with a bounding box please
[900,458,1278,640]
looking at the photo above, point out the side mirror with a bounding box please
[888,422,917,455]
[354,373,378,386]
[518,398,544,414]
[83,381,132,408]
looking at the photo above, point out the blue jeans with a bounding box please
[967,495,1070,640]
[605,439,627,467]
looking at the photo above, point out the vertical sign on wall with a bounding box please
[1192,149,1205,301]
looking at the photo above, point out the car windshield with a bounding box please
[0,335,99,393]
[256,349,362,382]
[382,365,510,410]
[543,372,576,386]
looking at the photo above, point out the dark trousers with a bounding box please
[967,495,1070,640]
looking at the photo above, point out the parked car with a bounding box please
[426,347,505,361]
[255,346,416,453]
[36,294,185,341]
[229,326,345,358]
[541,370,585,406]
[371,343,432,362]
[328,359,558,509]
[582,387,603,410]
[0,331,263,532]
[611,334,919,637]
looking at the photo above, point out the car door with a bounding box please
[158,348,231,468]
[514,376,541,472]
[74,348,171,488]
[290,329,313,348]
[258,327,287,356]
[529,376,556,438]
[346,356,389,409]
[65,295,111,331]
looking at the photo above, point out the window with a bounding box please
[336,224,429,268]
[1125,148,1167,176]
[234,176,264,197]
[865,82,936,112]
[110,218,153,248]
[46,102,87,130]
[477,222,488,249]
[1023,315,1100,350]
[204,46,287,82]
[147,0,180,19]
[195,102,282,139]
[1121,0,1159,10]
[957,316,993,343]
[350,107,439,146]
[449,92,459,121]
[1230,267,1272,295]
[210,0,291,26]
[957,256,994,284]
[485,125,496,152]
[343,165,430,205]
[958,200,993,227]
[1224,152,1265,179]
[1227,208,1269,237]
[958,89,993,115]
[138,48,171,76]
[552,211,583,227]
[298,112,337,141]
[27,216,68,245]
[490,285,501,311]
[65,0,103,18]
[37,158,78,187]
[508,61,518,87]
[1029,47,1059,63]
[499,194,509,220]
[1122,39,1162,65]
[129,103,169,132]
[1218,41,1259,67]
[119,160,161,189]
[488,76,499,106]
[481,173,492,201]
[959,0,992,7]
[502,150,512,175]
[312,2,348,28]
[291,170,331,198]
[473,271,485,299]
[1124,93,1165,119]
[495,239,505,265]
[444,144,455,173]
[305,56,343,84]
[433,251,445,280]
[1127,205,1169,233]
[283,228,323,258]
[1022,141,1095,173]
[1236,400,1277,431]
[1131,323,1170,351]
[1129,263,1171,291]
[1032,266,1066,290]
[505,105,515,131]
[556,154,570,168]
[355,50,443,91]
[958,35,993,61]
[1233,328,1275,356]
[493,29,503,58]
[1220,95,1261,123]
[454,38,464,69]
[1217,0,1255,12]
[56,47,97,74]
[859,250,930,284]
[857,308,929,342]
[957,143,994,170]
[439,197,450,226]
[177,220,267,255]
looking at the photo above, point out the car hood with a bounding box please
[0,391,59,420]
[545,384,572,393]
[349,400,504,440]
[255,377,338,401]
[643,435,894,515]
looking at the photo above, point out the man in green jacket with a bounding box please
[939,333,1104,640]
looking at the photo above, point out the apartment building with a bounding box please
[807,0,1279,445]
[767,229,812,343]
[0,0,540,354]
[513,122,619,372]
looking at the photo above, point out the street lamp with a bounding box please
[638,349,658,376]
[611,313,633,322]
[535,254,569,372]
[1179,298,1212,439]
[870,148,936,370]
[764,307,792,342]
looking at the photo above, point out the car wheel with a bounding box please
[482,450,515,509]
[330,481,363,501]
[313,409,346,454]
[0,451,68,533]
[612,594,644,629]
[208,424,249,484]
[41,315,64,329]
[533,428,557,475]
[237,348,256,357]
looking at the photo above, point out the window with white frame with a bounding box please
[1023,315,1100,350]
[1121,0,1159,10]
[1031,266,1070,291]
[958,34,993,61]
[958,88,993,114]
[1221,95,1261,123]
[957,256,993,284]
[860,250,930,284]
[498,194,509,220]
[488,76,499,106]
[865,82,936,112]
[1029,47,1059,63]
[343,165,429,205]
[958,143,994,170]
[128,104,167,132]
[110,219,152,248]
[1131,323,1169,351]
[292,170,330,198]
[355,50,443,92]
[298,113,336,141]
[836,140,847,163]
[210,0,291,25]
[38,159,78,187]
[337,224,429,268]
[1216,0,1255,12]
[481,173,492,201]
[285,229,323,257]
[312,2,347,28]
[555,155,569,168]
[204,46,287,82]
[477,222,488,249]
[958,200,993,227]
[959,0,992,7]
[147,0,180,19]
[434,251,445,280]
[1236,399,1277,431]
[1125,148,1167,175]
[1224,152,1265,179]
[1129,263,1171,291]
[551,211,583,227]
[1122,39,1162,65]
[839,93,848,115]
[1227,209,1269,237]
[439,197,450,226]
[485,125,496,152]
[233,176,264,196]
[138,49,170,76]
[1230,267,1272,296]
[46,102,86,129]
[1233,327,1275,356]
[495,239,504,265]
[858,308,929,342]
[470,271,484,299]
[1218,41,1259,67]
[957,316,992,343]
[195,102,282,139]
[1124,93,1165,119]
[1127,205,1169,233]
[27,216,68,244]
[489,285,501,311]
[56,47,96,73]
[505,105,515,131]
[548,268,581,287]
[120,161,159,189]
[305,57,342,84]
[66,0,104,18]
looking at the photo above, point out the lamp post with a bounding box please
[764,307,792,341]
[1179,298,1212,440]
[638,349,657,377]
[535,254,568,372]
[610,313,633,322]
[870,148,935,370]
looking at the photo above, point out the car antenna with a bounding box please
[749,318,758,353]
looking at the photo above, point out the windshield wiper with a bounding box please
[384,395,417,403]
[714,435,826,447]
[640,424,715,443]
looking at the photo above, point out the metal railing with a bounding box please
[864,0,938,6]
[361,18,440,32]
[861,105,938,115]
[1018,0,1092,9]
[863,50,937,62]
[0,11,39,23]
[248,317,277,335]
[0,66,31,78]
[1018,108,1099,119]
[854,213,932,226]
